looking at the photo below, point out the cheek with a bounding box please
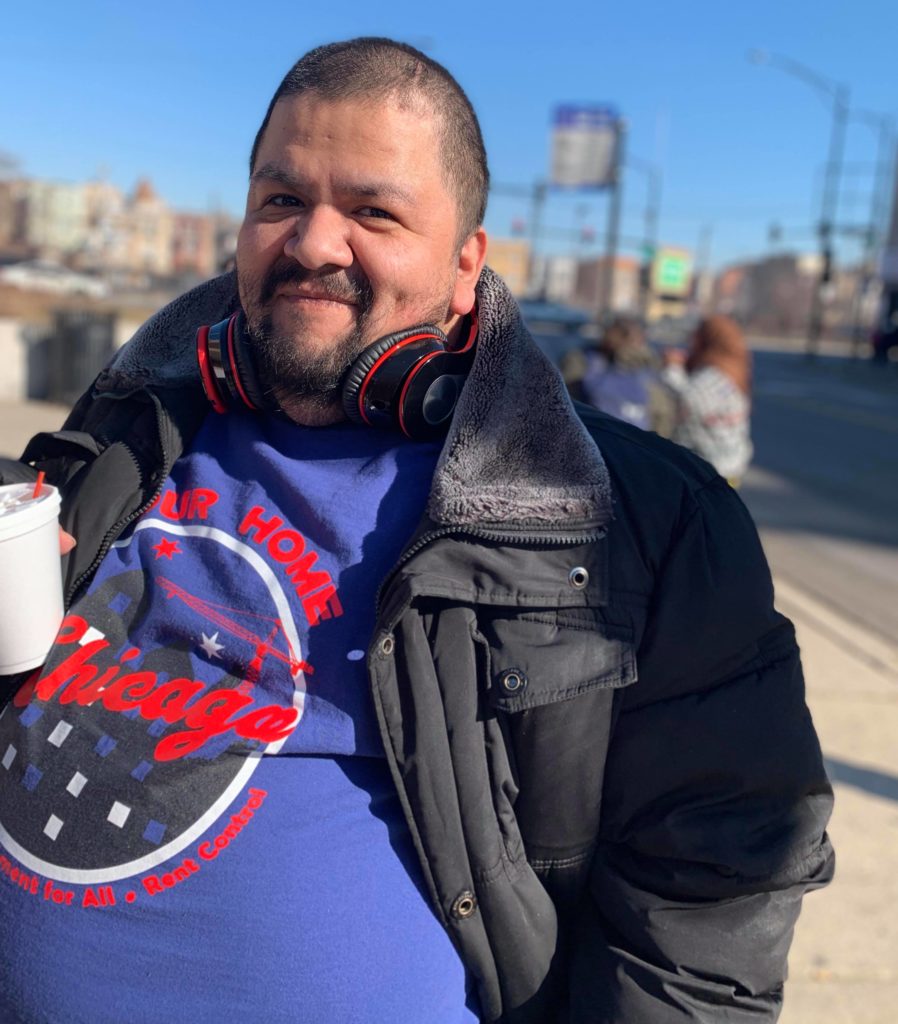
[237,222,289,271]
[236,224,287,301]
[358,240,451,309]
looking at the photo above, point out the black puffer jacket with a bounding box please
[1,268,833,1023]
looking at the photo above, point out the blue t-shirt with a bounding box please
[0,411,478,1023]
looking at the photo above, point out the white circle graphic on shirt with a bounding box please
[0,519,309,885]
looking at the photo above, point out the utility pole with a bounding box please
[748,50,850,356]
[627,155,662,318]
[528,180,547,298]
[848,112,895,355]
[808,83,850,355]
[695,224,714,313]
[599,121,627,319]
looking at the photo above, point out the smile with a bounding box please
[276,290,356,307]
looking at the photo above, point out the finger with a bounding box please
[59,528,76,555]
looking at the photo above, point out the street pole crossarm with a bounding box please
[850,109,893,130]
[625,153,657,177]
[747,48,849,113]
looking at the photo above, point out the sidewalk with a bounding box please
[776,580,898,1024]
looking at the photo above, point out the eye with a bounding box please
[357,206,393,220]
[265,194,302,208]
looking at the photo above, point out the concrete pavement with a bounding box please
[775,579,898,1024]
[1,397,897,1021]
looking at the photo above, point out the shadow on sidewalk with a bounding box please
[825,757,898,802]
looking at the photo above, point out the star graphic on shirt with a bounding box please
[199,631,225,659]
[152,537,182,560]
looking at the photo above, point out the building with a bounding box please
[0,179,27,255]
[77,179,128,272]
[526,255,580,304]
[172,212,216,278]
[484,237,531,296]
[17,180,89,256]
[570,255,639,314]
[124,178,173,276]
[711,254,820,334]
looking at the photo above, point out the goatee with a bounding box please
[245,262,375,413]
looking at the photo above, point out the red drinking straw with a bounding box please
[32,471,45,499]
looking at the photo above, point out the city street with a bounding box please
[744,351,898,644]
[0,344,896,1022]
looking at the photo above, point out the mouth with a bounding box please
[275,288,357,307]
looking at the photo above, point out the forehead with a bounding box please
[255,91,444,182]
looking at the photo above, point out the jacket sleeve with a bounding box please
[0,456,40,486]
[569,477,834,1022]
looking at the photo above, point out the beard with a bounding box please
[238,256,457,425]
[242,260,376,416]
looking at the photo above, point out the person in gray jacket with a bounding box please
[0,38,832,1024]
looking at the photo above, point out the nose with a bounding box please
[283,205,353,271]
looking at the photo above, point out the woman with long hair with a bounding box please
[662,315,753,485]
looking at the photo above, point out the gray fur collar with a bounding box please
[108,266,611,529]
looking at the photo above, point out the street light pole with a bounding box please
[847,112,895,353]
[627,155,663,317]
[807,82,849,354]
[528,180,547,298]
[748,50,850,355]
[599,121,627,319]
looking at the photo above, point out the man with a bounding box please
[0,38,832,1024]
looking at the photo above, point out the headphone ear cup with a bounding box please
[227,313,268,412]
[198,312,268,412]
[342,334,406,425]
[342,325,448,427]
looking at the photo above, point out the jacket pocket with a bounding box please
[475,607,637,868]
[479,608,636,714]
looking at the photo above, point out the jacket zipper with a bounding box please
[374,522,607,618]
[65,398,170,607]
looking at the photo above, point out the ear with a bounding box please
[448,229,488,317]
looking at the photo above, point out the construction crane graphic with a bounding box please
[157,576,313,687]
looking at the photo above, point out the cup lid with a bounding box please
[0,482,61,537]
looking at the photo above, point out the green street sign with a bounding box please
[652,248,693,297]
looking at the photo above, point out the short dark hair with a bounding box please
[249,37,490,244]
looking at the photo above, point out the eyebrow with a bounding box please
[251,164,416,206]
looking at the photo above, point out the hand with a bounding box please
[59,528,76,555]
[663,347,687,366]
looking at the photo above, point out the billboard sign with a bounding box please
[551,105,620,189]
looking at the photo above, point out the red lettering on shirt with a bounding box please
[25,614,300,761]
[238,503,343,625]
[158,488,221,522]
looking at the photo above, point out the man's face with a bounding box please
[236,91,486,424]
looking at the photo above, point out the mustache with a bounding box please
[259,260,374,310]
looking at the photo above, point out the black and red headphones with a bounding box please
[196,311,478,440]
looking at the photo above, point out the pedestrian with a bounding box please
[871,306,898,364]
[0,38,832,1024]
[662,314,754,485]
[561,315,676,435]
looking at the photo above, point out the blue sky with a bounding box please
[2,0,896,269]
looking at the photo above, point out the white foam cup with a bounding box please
[0,481,65,675]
